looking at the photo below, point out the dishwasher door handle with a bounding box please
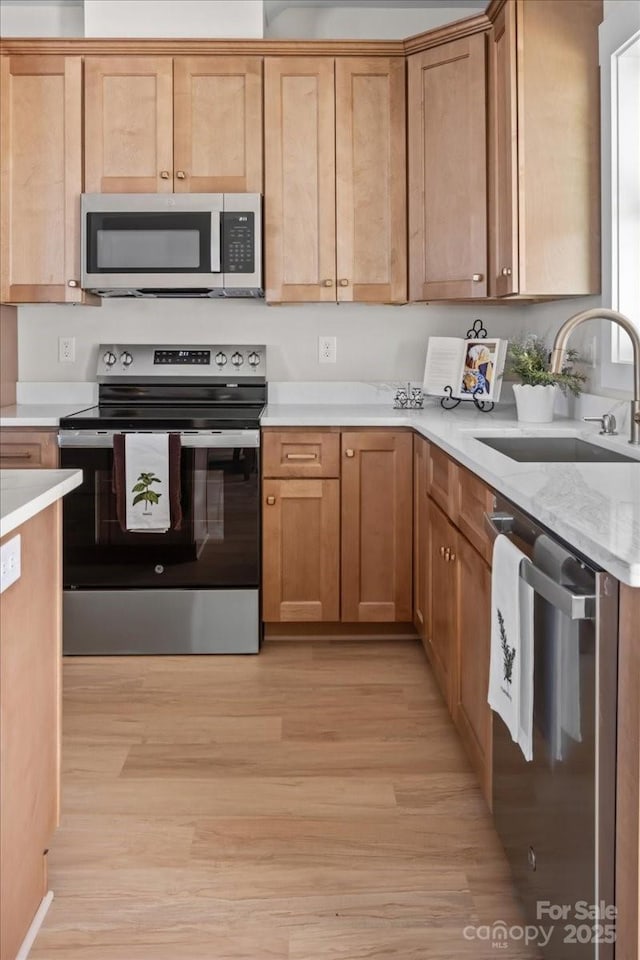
[484,512,596,621]
[519,558,596,621]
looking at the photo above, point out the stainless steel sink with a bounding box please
[475,436,639,463]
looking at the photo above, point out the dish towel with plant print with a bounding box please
[488,534,534,761]
[113,433,180,533]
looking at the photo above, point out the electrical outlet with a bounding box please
[0,535,21,594]
[58,336,75,363]
[318,336,337,364]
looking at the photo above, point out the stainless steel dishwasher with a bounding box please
[486,496,618,960]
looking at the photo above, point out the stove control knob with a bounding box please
[120,351,133,367]
[231,351,244,367]
[215,351,228,366]
[103,351,117,367]
[248,351,261,367]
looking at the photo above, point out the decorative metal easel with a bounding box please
[440,318,495,413]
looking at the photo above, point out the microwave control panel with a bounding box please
[222,212,255,274]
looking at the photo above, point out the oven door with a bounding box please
[81,193,223,291]
[59,430,260,654]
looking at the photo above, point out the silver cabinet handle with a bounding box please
[285,453,317,460]
[472,273,484,282]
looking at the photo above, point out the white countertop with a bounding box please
[0,469,83,538]
[0,404,93,428]
[262,402,640,587]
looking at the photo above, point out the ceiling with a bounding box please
[265,0,487,24]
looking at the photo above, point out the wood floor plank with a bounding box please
[31,639,528,960]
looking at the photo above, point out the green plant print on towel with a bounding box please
[497,608,516,684]
[131,472,163,515]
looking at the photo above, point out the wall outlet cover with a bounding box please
[0,535,21,594]
[318,336,337,364]
[58,336,76,363]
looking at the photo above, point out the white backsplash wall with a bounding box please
[17,296,605,385]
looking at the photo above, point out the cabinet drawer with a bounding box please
[0,430,58,469]
[262,431,340,478]
[427,444,457,519]
[456,466,495,564]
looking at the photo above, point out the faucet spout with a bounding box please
[550,308,640,445]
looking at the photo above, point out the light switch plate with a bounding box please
[0,535,21,593]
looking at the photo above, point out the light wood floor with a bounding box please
[31,640,537,959]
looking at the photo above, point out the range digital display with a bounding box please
[154,349,211,365]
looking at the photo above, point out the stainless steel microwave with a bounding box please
[81,193,262,297]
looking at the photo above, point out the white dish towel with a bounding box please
[124,433,171,533]
[488,534,535,761]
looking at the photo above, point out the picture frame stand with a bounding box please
[439,319,496,413]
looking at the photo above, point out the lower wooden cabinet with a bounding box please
[341,431,413,622]
[262,478,339,622]
[262,428,413,624]
[454,533,492,806]
[425,498,459,710]
[0,428,59,469]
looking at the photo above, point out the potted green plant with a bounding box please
[507,334,586,423]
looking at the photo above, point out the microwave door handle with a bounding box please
[211,211,221,273]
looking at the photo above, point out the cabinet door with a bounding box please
[173,57,263,193]
[455,535,492,807]
[408,36,487,300]
[335,58,406,303]
[341,431,412,622]
[427,499,458,709]
[413,435,429,640]
[264,58,336,302]
[84,57,173,193]
[263,478,339,622]
[489,1,519,296]
[1,56,85,303]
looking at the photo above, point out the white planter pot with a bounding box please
[512,384,558,423]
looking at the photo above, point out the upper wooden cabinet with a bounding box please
[341,431,412,622]
[85,56,263,194]
[0,56,88,303]
[408,34,488,301]
[264,56,406,303]
[264,58,336,303]
[488,0,602,297]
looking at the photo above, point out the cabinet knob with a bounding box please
[266,496,276,505]
[345,448,355,458]
[67,279,78,288]
[472,273,484,282]
[339,278,349,287]
[160,170,170,179]
[444,547,451,561]
[449,552,456,563]
[501,267,512,277]
[176,170,187,180]
[439,546,446,557]
[322,279,334,288]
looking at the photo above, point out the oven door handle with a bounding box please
[58,429,260,449]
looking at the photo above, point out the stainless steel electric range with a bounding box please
[58,344,266,655]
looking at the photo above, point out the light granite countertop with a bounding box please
[1,398,638,585]
[262,402,640,587]
[0,404,94,428]
[0,469,83,538]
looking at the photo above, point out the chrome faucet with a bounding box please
[550,308,640,445]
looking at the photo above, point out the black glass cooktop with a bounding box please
[59,405,264,431]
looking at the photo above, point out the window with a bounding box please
[600,5,640,391]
